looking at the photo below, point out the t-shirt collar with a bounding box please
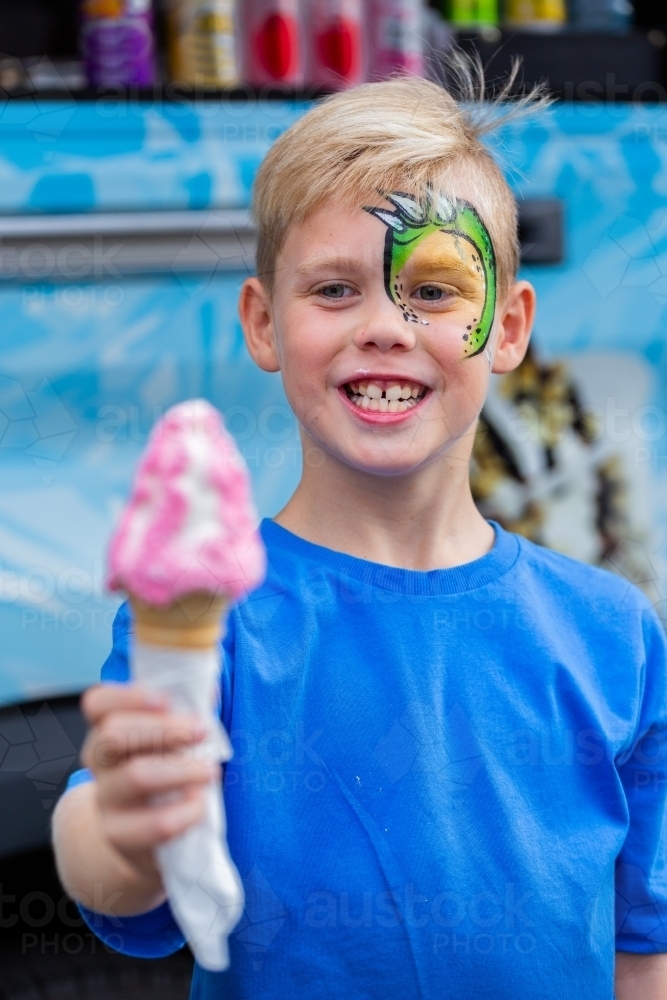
[260,518,520,596]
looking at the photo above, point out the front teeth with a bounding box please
[346,380,427,412]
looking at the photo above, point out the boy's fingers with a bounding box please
[82,683,170,725]
[97,755,218,808]
[103,789,206,851]
[81,712,206,771]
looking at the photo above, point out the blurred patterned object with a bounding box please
[472,345,663,609]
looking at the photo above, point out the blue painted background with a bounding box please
[0,99,665,705]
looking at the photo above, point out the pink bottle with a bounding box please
[306,0,365,89]
[242,0,304,87]
[368,0,424,80]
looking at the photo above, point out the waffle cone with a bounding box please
[130,591,228,649]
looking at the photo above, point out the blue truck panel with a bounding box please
[0,101,664,712]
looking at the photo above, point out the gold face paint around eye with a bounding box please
[402,230,486,307]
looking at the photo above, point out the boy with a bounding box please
[53,78,667,999]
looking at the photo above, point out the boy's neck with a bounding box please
[274,430,494,571]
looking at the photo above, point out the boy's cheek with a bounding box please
[423,317,484,368]
[277,336,345,402]
[278,360,332,425]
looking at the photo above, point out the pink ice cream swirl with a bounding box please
[108,399,266,606]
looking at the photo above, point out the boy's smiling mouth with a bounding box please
[339,378,430,418]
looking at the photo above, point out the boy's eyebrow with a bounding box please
[408,259,481,283]
[293,253,371,276]
[410,257,477,275]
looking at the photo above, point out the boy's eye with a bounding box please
[415,285,447,302]
[319,283,352,299]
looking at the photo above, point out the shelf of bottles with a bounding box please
[0,1,664,100]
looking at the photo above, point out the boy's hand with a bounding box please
[80,683,217,881]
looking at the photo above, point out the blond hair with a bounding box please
[253,65,548,300]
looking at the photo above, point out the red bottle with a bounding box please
[306,0,365,89]
[242,0,304,86]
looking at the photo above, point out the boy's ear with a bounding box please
[491,280,536,375]
[238,277,281,373]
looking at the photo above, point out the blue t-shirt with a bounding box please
[68,519,667,999]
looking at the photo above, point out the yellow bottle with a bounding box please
[166,0,238,86]
[504,0,566,29]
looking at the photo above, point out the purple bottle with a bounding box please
[80,0,156,87]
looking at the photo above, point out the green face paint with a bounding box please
[364,192,497,359]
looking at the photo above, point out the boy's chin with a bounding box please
[338,445,435,478]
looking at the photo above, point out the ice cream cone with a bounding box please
[130,591,228,649]
[107,401,265,971]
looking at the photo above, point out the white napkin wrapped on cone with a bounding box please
[132,640,244,971]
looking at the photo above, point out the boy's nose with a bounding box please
[353,299,418,353]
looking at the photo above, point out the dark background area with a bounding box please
[457,31,667,101]
[0,845,193,1000]
[634,0,667,27]
[0,0,79,59]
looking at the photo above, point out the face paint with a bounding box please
[364,191,497,359]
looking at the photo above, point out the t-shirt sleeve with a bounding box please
[65,601,132,794]
[615,605,667,953]
[101,599,132,682]
[62,601,186,959]
[77,899,186,959]
[65,602,133,792]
